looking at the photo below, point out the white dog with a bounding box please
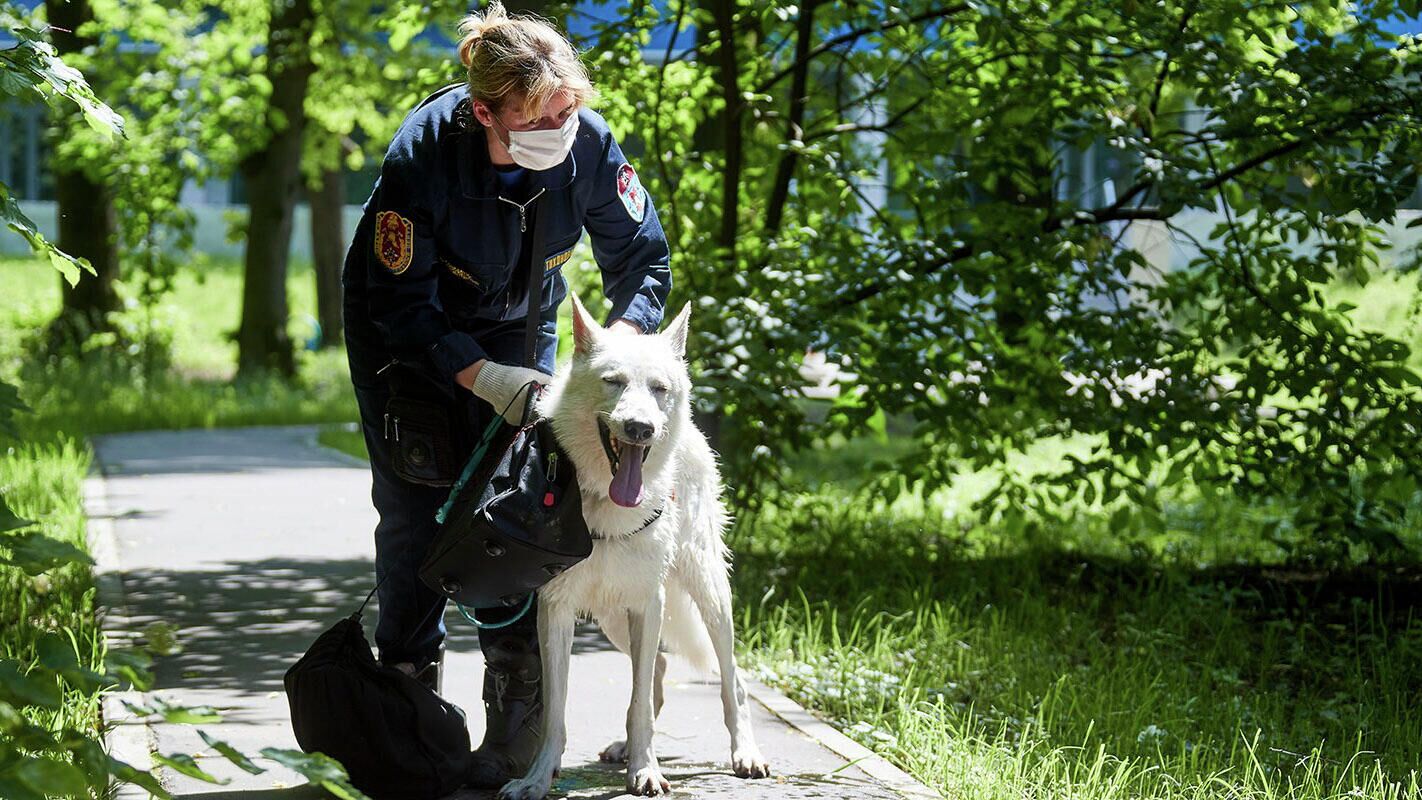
[497,293,771,799]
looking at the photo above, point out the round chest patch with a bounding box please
[374,210,414,275]
[616,163,646,223]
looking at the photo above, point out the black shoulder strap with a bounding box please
[523,198,550,369]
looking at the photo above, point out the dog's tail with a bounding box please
[660,580,718,675]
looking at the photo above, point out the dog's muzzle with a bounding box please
[598,418,652,507]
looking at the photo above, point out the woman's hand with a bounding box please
[467,360,554,423]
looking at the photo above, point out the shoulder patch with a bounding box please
[374,211,413,275]
[616,163,645,223]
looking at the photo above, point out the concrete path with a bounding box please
[87,426,935,800]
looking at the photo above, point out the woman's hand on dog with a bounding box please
[467,360,555,423]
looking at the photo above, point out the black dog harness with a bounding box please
[590,501,669,540]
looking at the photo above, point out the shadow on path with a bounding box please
[120,557,617,696]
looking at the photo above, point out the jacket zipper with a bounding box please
[496,187,546,317]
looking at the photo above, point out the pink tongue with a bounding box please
[609,445,645,507]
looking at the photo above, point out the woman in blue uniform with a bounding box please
[340,1,672,785]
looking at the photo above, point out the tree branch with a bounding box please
[750,3,971,98]
[651,0,686,244]
[1146,0,1199,131]
[761,0,818,245]
[804,94,929,143]
[710,0,743,258]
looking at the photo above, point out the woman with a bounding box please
[340,1,672,785]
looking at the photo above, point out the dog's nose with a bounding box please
[623,420,654,443]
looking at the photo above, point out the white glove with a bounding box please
[471,361,553,424]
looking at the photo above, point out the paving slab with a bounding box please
[88,426,936,800]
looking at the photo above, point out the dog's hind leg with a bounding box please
[596,614,667,764]
[498,600,575,800]
[624,589,672,795]
[684,556,771,779]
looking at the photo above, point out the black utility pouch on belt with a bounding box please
[380,361,468,487]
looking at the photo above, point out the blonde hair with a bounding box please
[457,1,599,122]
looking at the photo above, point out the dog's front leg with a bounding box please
[692,563,770,778]
[625,588,671,795]
[498,598,574,800]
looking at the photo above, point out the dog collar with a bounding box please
[591,501,668,540]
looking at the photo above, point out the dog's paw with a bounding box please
[599,739,629,763]
[627,765,672,796]
[732,746,771,779]
[497,774,552,800]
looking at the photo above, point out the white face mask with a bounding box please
[502,111,579,171]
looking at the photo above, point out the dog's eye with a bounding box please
[602,376,627,387]
[651,384,669,396]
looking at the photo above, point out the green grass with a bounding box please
[0,436,104,735]
[0,254,357,438]
[318,423,368,461]
[730,491,1422,800]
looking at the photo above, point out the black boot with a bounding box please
[465,615,542,788]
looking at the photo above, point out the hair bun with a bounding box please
[457,1,510,66]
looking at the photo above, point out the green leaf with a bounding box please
[0,531,95,576]
[0,700,22,732]
[0,775,44,800]
[259,749,370,800]
[106,756,173,800]
[123,696,222,724]
[37,634,108,693]
[198,730,266,776]
[152,752,230,785]
[54,730,114,791]
[0,380,28,440]
[0,184,92,283]
[0,660,62,709]
[103,648,155,692]
[140,621,183,656]
[15,757,89,798]
[0,493,35,534]
[36,634,80,672]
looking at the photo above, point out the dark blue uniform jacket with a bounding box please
[342,82,673,387]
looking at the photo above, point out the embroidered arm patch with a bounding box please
[374,211,414,275]
[616,163,645,223]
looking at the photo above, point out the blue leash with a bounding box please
[455,592,534,630]
[434,413,507,525]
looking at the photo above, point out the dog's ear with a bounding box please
[570,292,601,356]
[661,302,692,359]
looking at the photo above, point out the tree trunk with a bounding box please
[707,0,743,262]
[308,166,344,349]
[235,0,317,378]
[44,0,121,346]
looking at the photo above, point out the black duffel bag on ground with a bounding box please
[283,612,471,800]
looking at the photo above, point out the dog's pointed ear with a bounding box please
[570,292,601,356]
[661,302,692,359]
